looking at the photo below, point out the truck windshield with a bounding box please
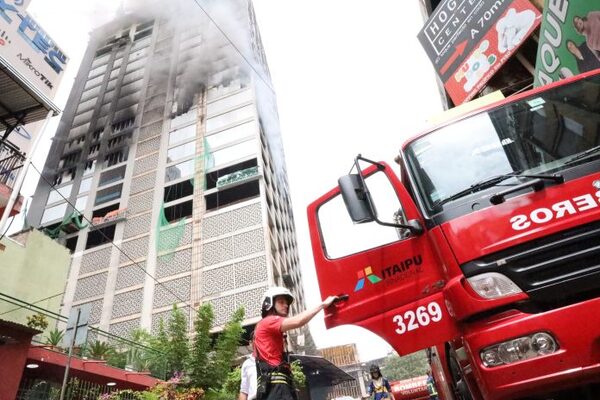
[404,75,600,213]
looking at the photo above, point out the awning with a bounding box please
[0,56,60,135]
[290,354,356,387]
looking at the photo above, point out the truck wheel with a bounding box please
[448,350,473,400]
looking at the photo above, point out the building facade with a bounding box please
[29,0,311,350]
[320,344,366,399]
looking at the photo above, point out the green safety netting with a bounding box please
[44,210,88,239]
[156,137,213,258]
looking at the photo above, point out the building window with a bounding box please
[205,180,259,211]
[79,177,92,194]
[84,160,96,176]
[207,139,257,169]
[95,184,122,206]
[111,117,135,134]
[168,125,196,145]
[104,148,128,167]
[65,236,78,253]
[85,224,116,249]
[53,168,76,186]
[41,203,68,224]
[205,121,255,149]
[99,165,126,187]
[88,144,100,156]
[162,200,193,223]
[167,141,195,163]
[206,105,254,133]
[165,159,195,182]
[164,180,194,203]
[47,183,73,205]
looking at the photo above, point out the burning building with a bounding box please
[28,0,311,350]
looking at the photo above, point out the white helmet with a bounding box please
[261,286,295,317]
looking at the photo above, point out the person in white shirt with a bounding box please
[239,342,257,400]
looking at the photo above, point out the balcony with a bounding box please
[0,141,25,218]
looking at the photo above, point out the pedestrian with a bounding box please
[239,334,257,400]
[365,364,395,400]
[253,286,338,400]
[426,370,439,400]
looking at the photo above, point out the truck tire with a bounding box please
[448,349,474,400]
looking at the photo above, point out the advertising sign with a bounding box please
[418,0,541,105]
[534,1,600,87]
[0,0,68,99]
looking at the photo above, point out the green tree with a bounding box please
[381,350,429,381]
[149,318,169,378]
[167,304,189,376]
[188,303,214,388]
[207,307,245,390]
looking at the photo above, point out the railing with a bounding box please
[0,140,26,188]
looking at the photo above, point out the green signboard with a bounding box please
[534,1,600,87]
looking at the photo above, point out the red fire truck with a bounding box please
[307,70,600,400]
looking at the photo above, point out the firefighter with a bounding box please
[254,286,338,400]
[366,364,395,400]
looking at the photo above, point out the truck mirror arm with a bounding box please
[354,154,424,236]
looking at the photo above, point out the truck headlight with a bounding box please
[466,273,522,299]
[480,332,558,367]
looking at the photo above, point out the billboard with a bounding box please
[418,0,541,105]
[0,0,68,99]
[534,1,600,87]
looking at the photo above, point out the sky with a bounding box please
[17,0,444,361]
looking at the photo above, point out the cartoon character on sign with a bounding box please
[454,40,497,92]
[496,8,536,53]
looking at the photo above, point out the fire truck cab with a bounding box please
[307,70,600,399]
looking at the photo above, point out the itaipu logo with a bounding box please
[353,255,424,292]
[354,266,382,292]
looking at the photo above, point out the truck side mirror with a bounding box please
[338,174,375,224]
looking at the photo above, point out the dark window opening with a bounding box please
[92,129,103,141]
[164,179,194,203]
[205,180,259,211]
[42,221,61,231]
[108,133,131,149]
[205,158,257,190]
[93,203,120,219]
[65,236,78,253]
[134,29,153,41]
[137,20,154,32]
[85,224,116,249]
[104,148,128,167]
[111,117,135,134]
[163,200,193,223]
[95,46,111,57]
[88,144,100,155]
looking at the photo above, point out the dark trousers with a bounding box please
[264,381,296,400]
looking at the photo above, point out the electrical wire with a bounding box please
[30,163,198,316]
[188,0,275,95]
[0,291,64,316]
[21,0,276,325]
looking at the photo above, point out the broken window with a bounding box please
[104,148,128,167]
[205,158,257,190]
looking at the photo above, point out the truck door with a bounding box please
[308,162,459,355]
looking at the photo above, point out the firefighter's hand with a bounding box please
[322,296,338,308]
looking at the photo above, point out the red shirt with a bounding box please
[254,315,285,366]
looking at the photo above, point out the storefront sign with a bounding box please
[418,0,541,105]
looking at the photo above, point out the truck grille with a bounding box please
[461,220,600,304]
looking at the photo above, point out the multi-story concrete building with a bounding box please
[320,344,365,399]
[29,0,311,351]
